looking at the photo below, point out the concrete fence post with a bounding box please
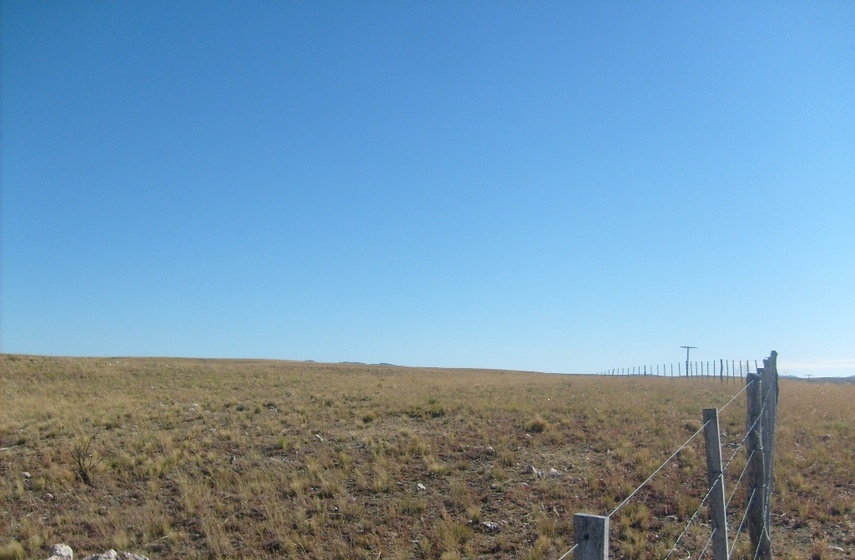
[574,514,609,560]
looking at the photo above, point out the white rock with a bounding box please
[82,550,117,560]
[416,482,426,491]
[49,543,74,559]
[549,468,561,478]
[481,521,501,533]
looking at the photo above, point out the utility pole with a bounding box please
[680,346,697,377]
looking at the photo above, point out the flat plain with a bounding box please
[1,355,852,559]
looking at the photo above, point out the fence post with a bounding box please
[760,352,779,538]
[703,408,729,560]
[574,514,609,560]
[746,368,773,560]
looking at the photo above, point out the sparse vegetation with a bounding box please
[1,355,852,559]
[69,432,107,486]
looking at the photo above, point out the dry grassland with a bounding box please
[1,355,852,559]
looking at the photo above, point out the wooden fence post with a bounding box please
[760,352,779,537]
[703,408,729,560]
[746,359,774,560]
[574,514,609,560]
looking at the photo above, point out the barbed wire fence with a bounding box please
[597,358,761,381]
[559,351,779,560]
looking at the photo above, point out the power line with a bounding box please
[680,345,697,377]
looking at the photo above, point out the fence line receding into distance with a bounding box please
[562,351,779,560]
[597,358,761,381]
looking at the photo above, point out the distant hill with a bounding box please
[782,375,855,384]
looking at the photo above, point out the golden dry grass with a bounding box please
[1,355,852,559]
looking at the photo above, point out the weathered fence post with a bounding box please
[703,408,729,560]
[760,352,778,538]
[574,514,608,560]
[745,351,778,560]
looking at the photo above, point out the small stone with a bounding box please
[45,492,55,500]
[22,471,31,479]
[117,553,150,560]
[481,521,501,534]
[314,434,324,443]
[549,468,561,478]
[50,544,74,559]
[82,550,118,560]
[416,483,426,491]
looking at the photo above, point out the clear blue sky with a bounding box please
[2,2,853,377]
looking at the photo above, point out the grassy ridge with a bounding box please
[1,355,852,559]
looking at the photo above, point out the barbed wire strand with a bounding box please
[726,449,756,510]
[608,420,710,518]
[722,444,747,479]
[752,528,764,560]
[763,483,773,557]
[718,378,754,414]
[556,542,578,560]
[698,527,716,560]
[729,488,757,559]
[722,393,767,473]
[663,481,718,560]
[722,436,749,474]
